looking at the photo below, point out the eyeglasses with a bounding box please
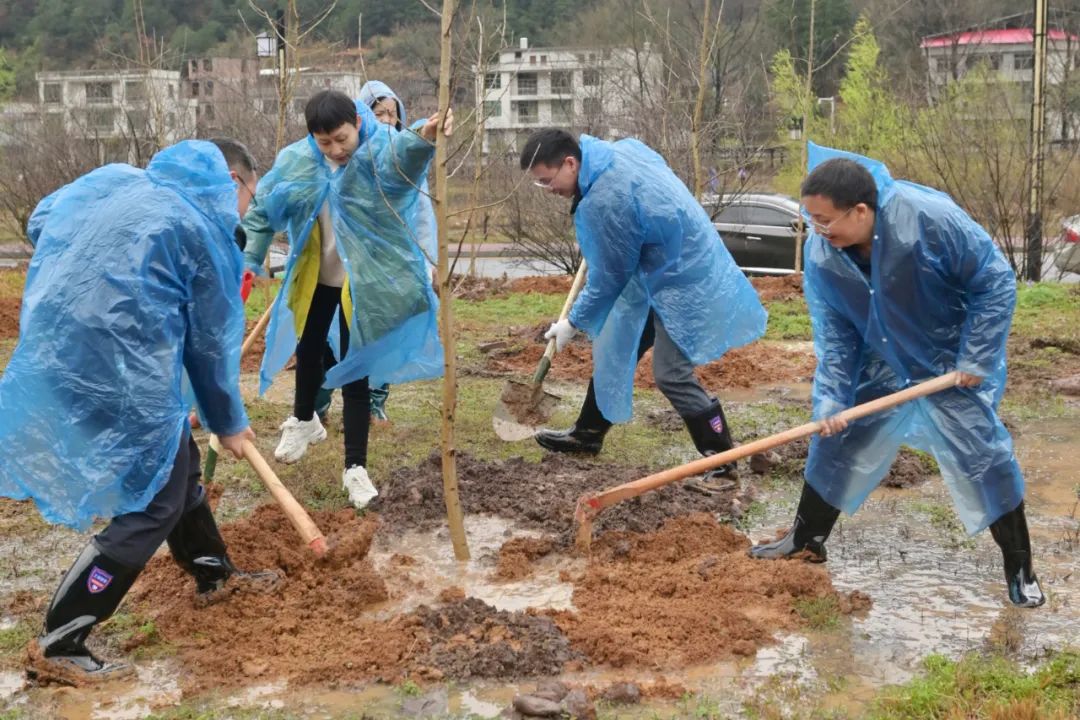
[807,207,853,237]
[532,158,568,188]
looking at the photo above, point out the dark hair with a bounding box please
[304,90,357,135]
[209,137,256,177]
[800,158,877,210]
[519,128,581,170]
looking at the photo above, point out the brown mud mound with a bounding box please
[488,340,816,390]
[412,597,579,679]
[552,513,870,669]
[0,297,19,339]
[882,448,937,489]
[452,274,513,301]
[371,452,745,541]
[495,536,559,581]
[509,275,574,295]
[751,273,803,303]
[131,504,577,690]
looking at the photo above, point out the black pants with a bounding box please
[94,432,204,568]
[294,283,370,469]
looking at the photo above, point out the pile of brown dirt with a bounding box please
[751,274,804,303]
[881,448,937,489]
[495,536,559,581]
[551,513,871,669]
[0,297,20,339]
[509,275,574,295]
[452,274,513,301]
[130,504,578,690]
[370,452,747,543]
[240,317,268,373]
[487,340,816,390]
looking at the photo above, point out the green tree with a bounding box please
[766,0,855,96]
[0,49,15,102]
[834,15,904,158]
[769,47,826,195]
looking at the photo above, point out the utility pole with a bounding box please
[1025,0,1048,281]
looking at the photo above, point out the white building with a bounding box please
[477,38,663,153]
[31,69,196,162]
[921,28,1080,142]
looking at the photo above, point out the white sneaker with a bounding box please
[343,466,378,509]
[273,416,327,464]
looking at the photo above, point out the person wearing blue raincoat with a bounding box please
[749,143,1044,609]
[520,129,767,487]
[241,89,450,509]
[1,139,278,685]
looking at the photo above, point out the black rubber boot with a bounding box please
[683,399,738,490]
[749,482,841,562]
[534,424,609,455]
[988,501,1045,608]
[29,542,141,685]
[166,497,281,600]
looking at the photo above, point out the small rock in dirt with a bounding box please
[513,694,564,717]
[401,687,449,718]
[601,682,642,705]
[611,540,632,559]
[1051,373,1080,396]
[241,659,268,677]
[561,689,595,720]
[479,340,510,354]
[438,586,466,603]
[533,679,569,702]
[749,452,780,475]
[695,556,718,580]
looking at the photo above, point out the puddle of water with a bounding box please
[369,514,581,615]
[1015,418,1080,519]
[0,670,22,700]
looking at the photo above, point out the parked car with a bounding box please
[702,193,802,275]
[1054,214,1080,275]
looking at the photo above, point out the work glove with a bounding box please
[544,318,578,352]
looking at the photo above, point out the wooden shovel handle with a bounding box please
[532,261,589,385]
[241,303,274,359]
[576,371,960,520]
[210,435,328,556]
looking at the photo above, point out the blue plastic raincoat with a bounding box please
[242,100,442,393]
[0,140,249,530]
[568,135,767,423]
[803,142,1023,534]
[358,80,437,264]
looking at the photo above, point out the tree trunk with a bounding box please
[435,0,470,561]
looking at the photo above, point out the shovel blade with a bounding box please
[492,379,560,441]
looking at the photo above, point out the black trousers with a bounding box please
[94,431,204,568]
[294,283,370,469]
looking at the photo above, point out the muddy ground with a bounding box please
[0,297,20,339]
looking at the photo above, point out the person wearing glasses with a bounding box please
[749,143,1044,609]
[242,90,452,509]
[519,128,767,490]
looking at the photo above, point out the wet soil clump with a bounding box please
[0,297,20,339]
[371,451,745,543]
[552,513,871,669]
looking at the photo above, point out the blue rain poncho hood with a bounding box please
[243,100,442,392]
[357,80,437,264]
[568,135,767,423]
[802,142,1023,534]
[0,140,249,530]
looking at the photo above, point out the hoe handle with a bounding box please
[576,372,960,519]
[532,261,589,385]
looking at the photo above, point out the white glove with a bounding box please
[544,318,578,352]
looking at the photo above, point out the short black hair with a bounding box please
[519,128,581,171]
[800,158,877,210]
[304,90,357,135]
[209,137,256,177]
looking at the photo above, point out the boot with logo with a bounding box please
[27,543,141,686]
[749,481,840,562]
[682,399,739,494]
[988,501,1045,608]
[167,496,282,605]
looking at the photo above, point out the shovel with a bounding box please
[572,371,961,553]
[203,301,274,481]
[493,262,588,441]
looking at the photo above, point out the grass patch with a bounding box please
[909,501,973,550]
[0,619,34,660]
[867,651,1080,719]
[0,270,25,301]
[1012,283,1080,342]
[794,596,843,631]
[764,298,812,341]
[454,292,564,329]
